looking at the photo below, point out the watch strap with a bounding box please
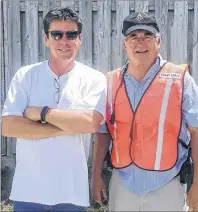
[40,106,50,123]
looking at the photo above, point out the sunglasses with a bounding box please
[54,78,60,104]
[48,30,79,41]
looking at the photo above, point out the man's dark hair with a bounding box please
[43,7,82,35]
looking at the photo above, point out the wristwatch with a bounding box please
[40,106,50,124]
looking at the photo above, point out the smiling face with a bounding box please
[45,20,81,62]
[124,30,160,66]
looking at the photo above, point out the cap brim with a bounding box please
[125,25,158,36]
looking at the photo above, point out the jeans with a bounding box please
[13,201,86,212]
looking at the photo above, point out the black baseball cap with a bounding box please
[122,12,160,36]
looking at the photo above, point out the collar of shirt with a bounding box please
[44,60,78,80]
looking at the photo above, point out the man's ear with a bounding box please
[157,36,160,45]
[124,39,127,50]
[157,37,160,50]
[44,34,49,48]
[79,33,82,41]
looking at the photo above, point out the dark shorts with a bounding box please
[13,201,86,212]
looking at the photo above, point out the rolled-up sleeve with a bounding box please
[182,72,198,127]
[97,123,109,133]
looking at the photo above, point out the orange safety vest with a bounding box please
[106,62,189,171]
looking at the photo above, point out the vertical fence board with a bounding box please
[188,9,194,75]
[167,9,174,62]
[155,0,168,59]
[78,0,92,67]
[1,0,198,157]
[11,0,21,155]
[115,1,129,68]
[192,1,198,81]
[111,11,116,70]
[78,0,93,160]
[135,0,149,12]
[92,10,98,69]
[130,1,136,11]
[38,11,44,62]
[61,0,74,8]
[43,0,57,21]
[43,0,56,60]
[25,0,39,64]
[3,0,21,156]
[12,0,21,77]
[171,1,188,64]
[97,0,111,73]
[21,12,26,66]
[3,0,10,104]
[89,0,112,164]
[1,0,6,155]
[0,0,3,109]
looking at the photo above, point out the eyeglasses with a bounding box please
[54,78,60,104]
[126,35,156,44]
[48,30,79,41]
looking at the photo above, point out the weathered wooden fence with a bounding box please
[1,0,198,158]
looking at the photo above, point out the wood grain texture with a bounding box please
[20,1,196,12]
[60,0,74,8]
[78,0,92,67]
[192,1,198,81]
[24,0,39,64]
[43,0,56,60]
[135,0,149,12]
[115,1,129,68]
[171,1,188,64]
[3,0,21,156]
[97,0,111,73]
[1,0,198,157]
[155,0,169,59]
[0,0,6,155]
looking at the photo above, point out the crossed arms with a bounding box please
[2,109,103,140]
[1,71,106,140]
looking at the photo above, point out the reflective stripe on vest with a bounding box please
[155,65,178,170]
[107,70,119,164]
[106,63,188,171]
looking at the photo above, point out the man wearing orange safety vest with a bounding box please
[91,12,198,211]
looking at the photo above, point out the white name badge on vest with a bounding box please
[159,73,182,79]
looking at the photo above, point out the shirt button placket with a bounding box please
[44,204,51,211]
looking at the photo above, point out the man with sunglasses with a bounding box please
[91,12,198,211]
[2,7,106,212]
